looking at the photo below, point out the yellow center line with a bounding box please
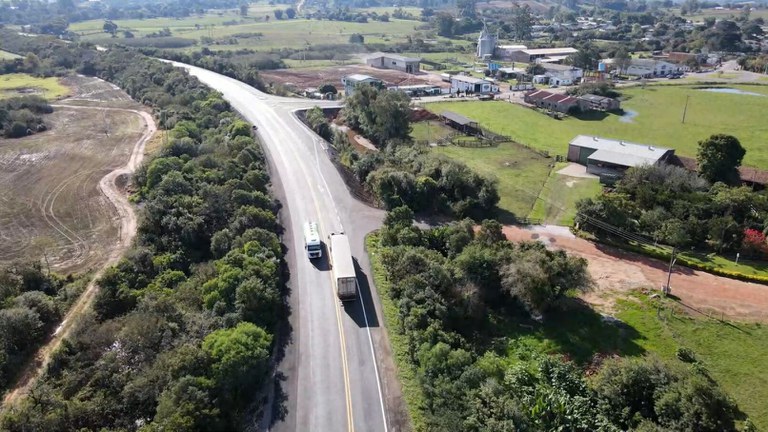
[261,112,355,432]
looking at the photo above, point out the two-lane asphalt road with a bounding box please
[174,63,404,432]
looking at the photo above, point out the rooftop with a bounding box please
[367,52,422,63]
[541,62,581,71]
[441,111,478,126]
[523,47,579,56]
[451,75,491,84]
[571,135,673,166]
[497,44,528,50]
[344,74,380,82]
[579,93,612,102]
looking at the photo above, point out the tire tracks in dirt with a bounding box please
[1,104,156,410]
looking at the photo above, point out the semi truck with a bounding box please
[303,222,322,259]
[328,233,357,301]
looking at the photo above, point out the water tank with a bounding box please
[598,62,606,72]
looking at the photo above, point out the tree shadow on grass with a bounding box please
[476,298,646,364]
[572,110,609,121]
[539,298,646,363]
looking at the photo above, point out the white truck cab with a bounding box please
[304,222,322,259]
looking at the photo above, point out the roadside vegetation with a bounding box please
[0,44,286,430]
[307,88,500,219]
[369,210,745,432]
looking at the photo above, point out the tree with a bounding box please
[696,134,746,186]
[318,83,337,94]
[568,42,601,70]
[239,4,248,16]
[512,5,534,40]
[103,20,118,36]
[202,322,272,405]
[435,13,456,37]
[123,30,135,38]
[457,0,477,18]
[741,228,766,257]
[273,9,283,19]
[613,47,631,74]
[285,7,296,19]
[349,33,364,43]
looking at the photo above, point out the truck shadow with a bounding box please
[309,242,330,271]
[342,258,380,328]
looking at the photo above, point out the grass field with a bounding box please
[428,84,768,169]
[433,141,553,221]
[528,162,602,225]
[675,7,768,21]
[69,12,420,50]
[0,73,70,100]
[0,50,21,60]
[617,297,768,429]
[410,120,454,142]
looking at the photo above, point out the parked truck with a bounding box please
[303,221,322,259]
[328,233,357,301]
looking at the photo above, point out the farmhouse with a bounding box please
[568,135,674,176]
[341,74,383,95]
[450,75,498,94]
[577,94,621,111]
[365,52,422,74]
[539,63,584,86]
[506,47,579,63]
[624,58,684,77]
[524,89,580,113]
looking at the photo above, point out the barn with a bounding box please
[568,135,675,176]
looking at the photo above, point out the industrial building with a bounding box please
[450,75,497,94]
[476,23,497,59]
[506,47,579,63]
[365,53,422,74]
[341,74,383,95]
[567,135,674,176]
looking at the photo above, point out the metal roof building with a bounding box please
[567,135,675,176]
[365,52,422,74]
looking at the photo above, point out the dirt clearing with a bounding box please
[260,64,449,90]
[504,225,768,322]
[0,76,151,273]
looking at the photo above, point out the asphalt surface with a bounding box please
[173,63,397,432]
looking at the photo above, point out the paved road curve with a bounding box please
[174,63,404,432]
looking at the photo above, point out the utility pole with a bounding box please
[664,247,677,294]
[681,95,690,124]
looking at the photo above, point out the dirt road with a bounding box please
[504,225,768,322]
[1,105,155,410]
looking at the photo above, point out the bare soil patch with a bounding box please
[0,77,150,274]
[260,64,449,90]
[504,225,768,322]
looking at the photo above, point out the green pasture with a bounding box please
[0,73,69,100]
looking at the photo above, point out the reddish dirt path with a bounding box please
[504,225,768,322]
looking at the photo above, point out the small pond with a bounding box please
[619,109,639,123]
[699,87,765,97]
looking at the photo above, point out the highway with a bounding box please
[173,63,404,432]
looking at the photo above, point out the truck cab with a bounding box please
[303,222,322,259]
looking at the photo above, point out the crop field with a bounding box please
[70,11,420,50]
[0,73,70,100]
[433,141,553,222]
[0,76,147,273]
[428,84,768,169]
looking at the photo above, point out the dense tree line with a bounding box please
[0,96,53,138]
[1,46,286,430]
[0,264,84,393]
[577,139,768,256]
[375,210,740,431]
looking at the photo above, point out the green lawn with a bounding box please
[70,13,420,50]
[0,73,70,100]
[617,297,768,430]
[410,120,454,142]
[0,50,21,60]
[433,141,553,222]
[528,162,602,225]
[428,85,768,169]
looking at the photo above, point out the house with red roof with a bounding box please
[523,90,580,113]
